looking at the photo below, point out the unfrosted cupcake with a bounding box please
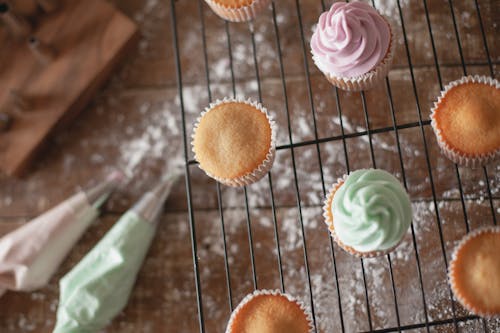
[449,227,500,317]
[226,290,314,333]
[323,169,412,258]
[192,98,276,187]
[310,1,394,91]
[430,75,500,168]
[204,0,270,22]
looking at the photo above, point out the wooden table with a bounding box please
[0,0,498,332]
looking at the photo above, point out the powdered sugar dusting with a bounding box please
[118,102,183,178]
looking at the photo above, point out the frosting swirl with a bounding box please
[331,169,412,252]
[311,2,390,77]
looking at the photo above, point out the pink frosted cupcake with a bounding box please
[310,1,395,91]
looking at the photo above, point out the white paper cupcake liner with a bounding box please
[322,172,406,258]
[312,18,395,92]
[191,97,276,187]
[225,289,315,333]
[430,75,500,168]
[448,226,500,318]
[204,0,271,22]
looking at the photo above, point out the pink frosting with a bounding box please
[311,1,390,78]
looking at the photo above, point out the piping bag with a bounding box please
[53,172,180,333]
[0,172,122,297]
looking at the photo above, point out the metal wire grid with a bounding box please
[169,0,498,332]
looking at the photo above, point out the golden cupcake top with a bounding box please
[192,100,273,180]
[228,292,311,333]
[212,0,254,8]
[432,79,500,156]
[449,227,500,316]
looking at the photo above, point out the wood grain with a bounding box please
[9,0,38,17]
[0,0,498,332]
[0,0,138,176]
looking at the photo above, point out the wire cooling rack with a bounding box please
[169,0,498,332]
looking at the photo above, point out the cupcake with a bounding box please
[449,227,500,317]
[192,98,276,187]
[310,1,394,91]
[430,75,500,168]
[204,0,271,22]
[323,169,412,258]
[226,290,314,333]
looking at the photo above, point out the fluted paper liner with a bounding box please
[448,226,500,318]
[430,75,500,168]
[322,173,405,258]
[204,0,270,22]
[312,18,395,92]
[225,289,314,333]
[192,97,276,187]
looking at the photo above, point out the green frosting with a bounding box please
[331,169,412,252]
[53,211,156,333]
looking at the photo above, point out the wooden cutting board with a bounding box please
[0,0,138,176]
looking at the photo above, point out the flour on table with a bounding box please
[118,99,184,181]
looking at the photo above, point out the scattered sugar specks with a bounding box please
[3,0,499,332]
[118,102,184,179]
[18,315,36,332]
[49,300,58,313]
[29,292,46,301]
[90,153,105,165]
[3,196,12,206]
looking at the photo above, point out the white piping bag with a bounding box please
[53,172,180,333]
[0,172,122,297]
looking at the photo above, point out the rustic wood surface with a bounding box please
[0,0,499,332]
[0,0,137,176]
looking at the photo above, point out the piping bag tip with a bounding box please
[159,169,184,188]
[106,170,125,183]
[133,171,183,223]
[85,171,124,208]
[154,170,183,199]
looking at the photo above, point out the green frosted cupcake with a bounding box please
[323,169,412,258]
